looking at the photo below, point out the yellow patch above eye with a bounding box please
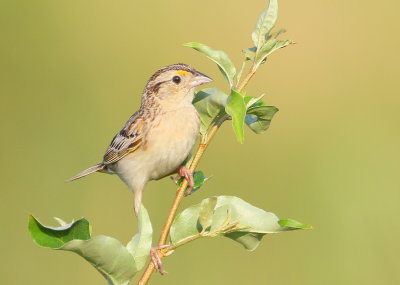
[177,70,191,76]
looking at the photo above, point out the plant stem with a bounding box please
[236,66,257,92]
[236,61,246,86]
[163,233,203,253]
[137,73,253,285]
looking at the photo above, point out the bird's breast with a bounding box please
[143,106,200,180]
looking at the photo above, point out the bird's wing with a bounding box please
[103,111,147,165]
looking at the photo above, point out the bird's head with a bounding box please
[143,63,212,107]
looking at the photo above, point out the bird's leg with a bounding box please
[133,189,143,216]
[150,245,171,275]
[172,166,194,195]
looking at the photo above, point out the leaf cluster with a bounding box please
[188,0,292,143]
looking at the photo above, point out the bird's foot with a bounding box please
[150,245,171,275]
[172,166,195,195]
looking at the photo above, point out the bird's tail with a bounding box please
[67,163,105,182]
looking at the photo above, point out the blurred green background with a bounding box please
[2,0,399,284]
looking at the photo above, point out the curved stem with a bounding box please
[236,66,257,92]
[163,233,203,253]
[137,73,253,285]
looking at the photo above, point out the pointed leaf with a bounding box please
[184,42,236,87]
[255,39,293,67]
[225,89,246,143]
[245,94,266,108]
[170,196,310,251]
[29,215,90,248]
[193,88,228,134]
[245,105,279,134]
[28,205,153,285]
[192,170,207,192]
[272,28,287,38]
[278,219,312,230]
[242,47,257,61]
[251,0,279,48]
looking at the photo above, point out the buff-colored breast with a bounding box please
[113,105,200,192]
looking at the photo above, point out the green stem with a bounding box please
[236,61,247,86]
[237,64,257,92]
[163,233,203,253]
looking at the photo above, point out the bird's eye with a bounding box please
[172,76,181,84]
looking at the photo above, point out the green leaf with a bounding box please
[184,42,236,87]
[271,28,287,39]
[251,0,279,48]
[254,39,293,67]
[225,89,246,143]
[176,170,209,195]
[278,219,312,230]
[61,236,137,285]
[244,94,266,108]
[192,170,207,192]
[170,196,310,251]
[170,203,202,243]
[126,205,153,271]
[193,88,228,134]
[246,105,279,134]
[29,216,91,248]
[28,205,153,285]
[242,47,257,61]
[198,197,217,231]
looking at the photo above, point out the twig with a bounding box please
[236,61,246,86]
[236,64,257,92]
[163,233,203,253]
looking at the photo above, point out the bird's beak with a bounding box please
[188,72,213,88]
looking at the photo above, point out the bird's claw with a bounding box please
[172,166,194,195]
[150,245,171,275]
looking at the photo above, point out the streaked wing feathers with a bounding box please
[103,112,146,164]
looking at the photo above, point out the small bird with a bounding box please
[68,63,212,216]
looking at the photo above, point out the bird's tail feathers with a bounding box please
[67,163,105,182]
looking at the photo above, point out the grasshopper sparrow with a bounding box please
[69,63,212,215]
